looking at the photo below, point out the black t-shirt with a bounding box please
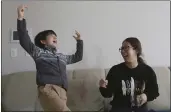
[99,62,159,108]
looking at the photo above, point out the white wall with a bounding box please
[2,1,170,75]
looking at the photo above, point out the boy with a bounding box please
[17,5,83,111]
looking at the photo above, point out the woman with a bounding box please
[99,37,159,112]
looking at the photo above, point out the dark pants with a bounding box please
[110,106,148,112]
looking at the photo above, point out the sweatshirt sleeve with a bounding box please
[144,67,159,101]
[99,67,114,98]
[65,40,83,65]
[17,19,40,58]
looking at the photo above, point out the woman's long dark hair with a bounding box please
[124,37,146,64]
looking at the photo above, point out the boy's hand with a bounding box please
[73,30,81,40]
[17,5,27,20]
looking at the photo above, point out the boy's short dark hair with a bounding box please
[34,30,57,48]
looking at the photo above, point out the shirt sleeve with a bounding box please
[144,67,159,101]
[64,40,83,64]
[17,19,41,59]
[99,67,115,98]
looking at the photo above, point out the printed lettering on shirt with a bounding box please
[121,77,145,96]
[122,79,132,96]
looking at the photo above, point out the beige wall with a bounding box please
[2,1,170,75]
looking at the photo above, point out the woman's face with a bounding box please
[120,41,137,63]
